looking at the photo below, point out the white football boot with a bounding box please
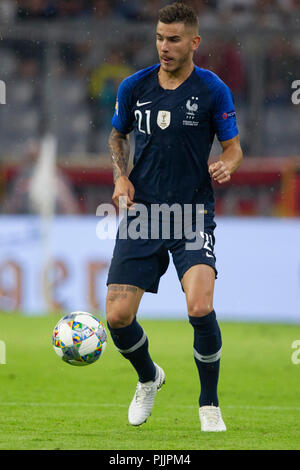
[199,405,227,432]
[128,364,165,426]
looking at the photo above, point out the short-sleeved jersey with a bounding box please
[112,64,238,219]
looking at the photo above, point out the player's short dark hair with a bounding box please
[158,2,198,31]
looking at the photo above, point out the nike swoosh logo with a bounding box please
[136,100,152,107]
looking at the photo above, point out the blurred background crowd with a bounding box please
[1,0,300,24]
[0,0,299,216]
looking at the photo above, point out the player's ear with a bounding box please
[192,35,201,51]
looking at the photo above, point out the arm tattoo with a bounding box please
[108,128,130,183]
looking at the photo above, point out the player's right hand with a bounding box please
[112,175,135,209]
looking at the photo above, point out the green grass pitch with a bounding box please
[0,314,299,450]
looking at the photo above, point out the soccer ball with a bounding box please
[52,311,107,366]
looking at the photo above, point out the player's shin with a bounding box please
[188,311,222,407]
[107,317,156,383]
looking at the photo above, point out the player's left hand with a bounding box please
[208,161,231,184]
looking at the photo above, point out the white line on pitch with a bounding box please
[0,403,300,411]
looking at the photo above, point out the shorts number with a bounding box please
[200,231,214,256]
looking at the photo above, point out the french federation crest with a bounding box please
[157,110,171,130]
[186,97,199,115]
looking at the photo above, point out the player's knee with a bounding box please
[106,303,135,328]
[187,300,213,318]
[106,311,133,329]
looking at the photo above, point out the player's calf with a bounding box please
[188,311,222,407]
[106,284,156,384]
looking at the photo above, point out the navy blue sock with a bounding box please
[107,317,156,383]
[188,311,222,407]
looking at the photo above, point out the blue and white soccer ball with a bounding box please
[52,311,107,366]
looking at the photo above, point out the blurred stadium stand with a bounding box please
[0,0,299,215]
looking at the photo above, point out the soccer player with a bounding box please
[105,2,243,432]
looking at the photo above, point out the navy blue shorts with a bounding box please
[107,213,217,294]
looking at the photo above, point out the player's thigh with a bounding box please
[106,284,145,328]
[181,264,215,317]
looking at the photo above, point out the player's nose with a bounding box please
[161,40,169,52]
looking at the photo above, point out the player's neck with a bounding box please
[158,61,195,90]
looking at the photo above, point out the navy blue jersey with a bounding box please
[111,64,238,217]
